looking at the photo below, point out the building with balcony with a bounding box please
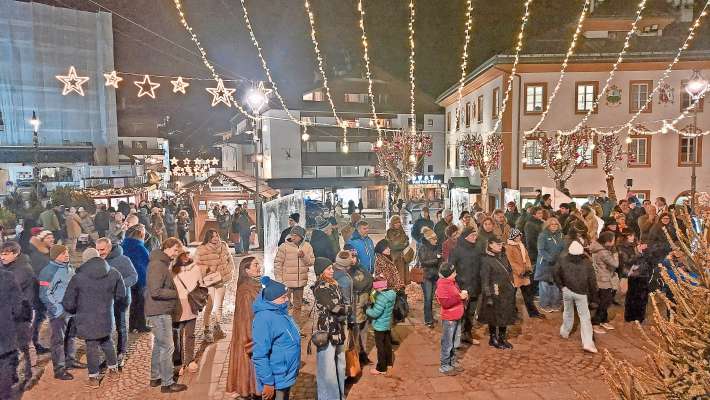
[220,69,445,209]
[0,1,129,192]
[437,0,709,209]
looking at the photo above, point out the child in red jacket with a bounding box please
[435,262,468,376]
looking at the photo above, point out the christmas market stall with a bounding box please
[178,171,278,243]
[85,184,158,209]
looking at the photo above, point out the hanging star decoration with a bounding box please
[171,76,190,94]
[103,71,123,88]
[56,66,90,96]
[134,75,160,99]
[206,78,236,107]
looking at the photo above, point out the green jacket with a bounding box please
[39,209,60,231]
[366,289,396,332]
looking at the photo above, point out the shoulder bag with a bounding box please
[176,274,209,314]
[410,253,424,284]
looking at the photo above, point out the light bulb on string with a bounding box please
[301,131,310,141]
[409,153,416,163]
[342,143,349,153]
[376,138,383,147]
[625,136,633,144]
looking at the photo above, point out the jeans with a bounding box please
[32,305,47,348]
[316,342,345,400]
[0,350,19,400]
[114,303,130,358]
[275,388,290,400]
[560,287,595,350]
[177,228,189,246]
[373,330,392,373]
[420,275,438,325]
[517,284,541,316]
[538,281,561,309]
[440,320,461,368]
[86,336,117,377]
[147,314,175,387]
[129,286,148,331]
[49,315,77,373]
[592,288,614,325]
[204,285,226,329]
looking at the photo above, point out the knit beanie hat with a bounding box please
[50,244,68,261]
[260,276,287,301]
[30,227,43,236]
[372,280,387,290]
[289,213,300,223]
[316,217,329,230]
[508,228,522,241]
[439,262,455,278]
[82,248,100,263]
[335,251,352,268]
[290,225,306,239]
[314,257,332,276]
[569,240,585,256]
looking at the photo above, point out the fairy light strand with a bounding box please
[358,0,383,142]
[454,0,474,135]
[561,0,648,135]
[408,0,416,122]
[613,1,709,135]
[529,0,590,133]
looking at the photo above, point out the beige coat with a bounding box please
[172,263,203,322]
[504,241,532,288]
[66,212,82,238]
[194,241,235,284]
[273,240,314,288]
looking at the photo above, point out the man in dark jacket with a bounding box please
[278,213,299,246]
[448,228,481,345]
[0,266,32,399]
[144,238,187,393]
[97,238,138,368]
[411,207,434,245]
[524,207,545,265]
[1,241,40,384]
[121,226,151,332]
[310,218,336,262]
[237,208,252,255]
[62,248,126,388]
[94,204,110,238]
[434,209,453,244]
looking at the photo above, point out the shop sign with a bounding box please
[409,174,444,185]
[209,184,243,192]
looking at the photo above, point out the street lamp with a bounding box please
[245,82,271,248]
[685,69,708,212]
[30,111,41,197]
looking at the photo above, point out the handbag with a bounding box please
[409,253,424,284]
[618,277,629,295]
[393,291,409,323]
[202,271,223,287]
[176,275,209,314]
[345,332,361,378]
[402,247,415,264]
[307,306,329,355]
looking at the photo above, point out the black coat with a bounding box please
[553,254,598,302]
[310,229,336,262]
[0,269,32,355]
[416,239,441,280]
[448,235,481,298]
[524,218,543,262]
[4,254,39,310]
[94,210,110,232]
[143,250,178,317]
[277,226,292,246]
[62,257,126,340]
[477,252,516,327]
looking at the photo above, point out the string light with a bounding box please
[528,0,590,133]
[407,0,416,121]
[134,74,160,98]
[103,70,123,88]
[357,0,383,142]
[453,0,474,135]
[206,78,236,107]
[561,0,648,136]
[56,66,90,96]
[171,76,190,94]
[612,1,709,135]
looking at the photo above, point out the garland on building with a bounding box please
[596,133,634,201]
[373,129,432,203]
[533,127,594,191]
[459,133,503,211]
[603,207,710,399]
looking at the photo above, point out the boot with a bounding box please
[498,328,513,350]
[488,332,501,349]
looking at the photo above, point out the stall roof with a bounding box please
[181,171,279,199]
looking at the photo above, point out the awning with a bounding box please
[180,171,279,199]
[448,177,481,193]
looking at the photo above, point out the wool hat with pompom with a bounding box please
[260,276,287,301]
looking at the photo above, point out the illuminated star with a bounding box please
[170,157,179,165]
[56,66,90,96]
[103,71,123,88]
[134,75,160,99]
[206,79,236,107]
[171,76,190,94]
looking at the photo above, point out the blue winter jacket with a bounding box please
[534,229,565,282]
[252,292,301,392]
[121,237,150,288]
[106,244,138,306]
[37,261,75,319]
[366,289,396,332]
[347,230,375,274]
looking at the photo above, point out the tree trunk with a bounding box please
[556,179,566,192]
[606,175,617,202]
[400,179,410,202]
[480,176,489,213]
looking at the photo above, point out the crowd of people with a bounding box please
[0,188,695,400]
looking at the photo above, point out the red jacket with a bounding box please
[442,237,457,262]
[435,277,464,321]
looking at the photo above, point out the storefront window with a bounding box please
[40,167,73,182]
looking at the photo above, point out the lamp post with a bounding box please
[685,69,708,212]
[30,111,41,197]
[246,82,270,247]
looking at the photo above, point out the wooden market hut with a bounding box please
[179,171,279,242]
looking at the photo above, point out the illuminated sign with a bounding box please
[409,174,444,185]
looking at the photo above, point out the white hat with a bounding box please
[569,241,585,256]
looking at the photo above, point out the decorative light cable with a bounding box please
[489,0,534,136]
[357,0,383,144]
[304,0,342,134]
[173,0,256,119]
[561,0,648,135]
[612,1,710,135]
[238,0,303,126]
[453,0,474,135]
[407,0,417,123]
[528,0,590,133]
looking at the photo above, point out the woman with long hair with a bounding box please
[384,215,411,284]
[171,251,201,375]
[176,209,191,246]
[227,256,263,399]
[535,217,565,312]
[195,229,235,342]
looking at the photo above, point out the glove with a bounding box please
[486,298,494,307]
[262,384,275,400]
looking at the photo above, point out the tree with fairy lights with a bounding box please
[596,132,634,202]
[459,132,503,211]
[535,127,594,191]
[374,129,433,204]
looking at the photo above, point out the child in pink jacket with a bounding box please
[435,262,468,376]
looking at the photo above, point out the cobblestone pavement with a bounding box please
[23,243,647,400]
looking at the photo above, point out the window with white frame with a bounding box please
[525,84,546,113]
[576,82,597,113]
[679,136,701,165]
[344,93,368,103]
[492,87,500,119]
[302,166,317,177]
[477,96,483,123]
[303,90,324,101]
[465,102,471,127]
[523,140,543,166]
[630,81,652,113]
[628,137,650,166]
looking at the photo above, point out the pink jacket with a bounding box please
[435,277,464,321]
